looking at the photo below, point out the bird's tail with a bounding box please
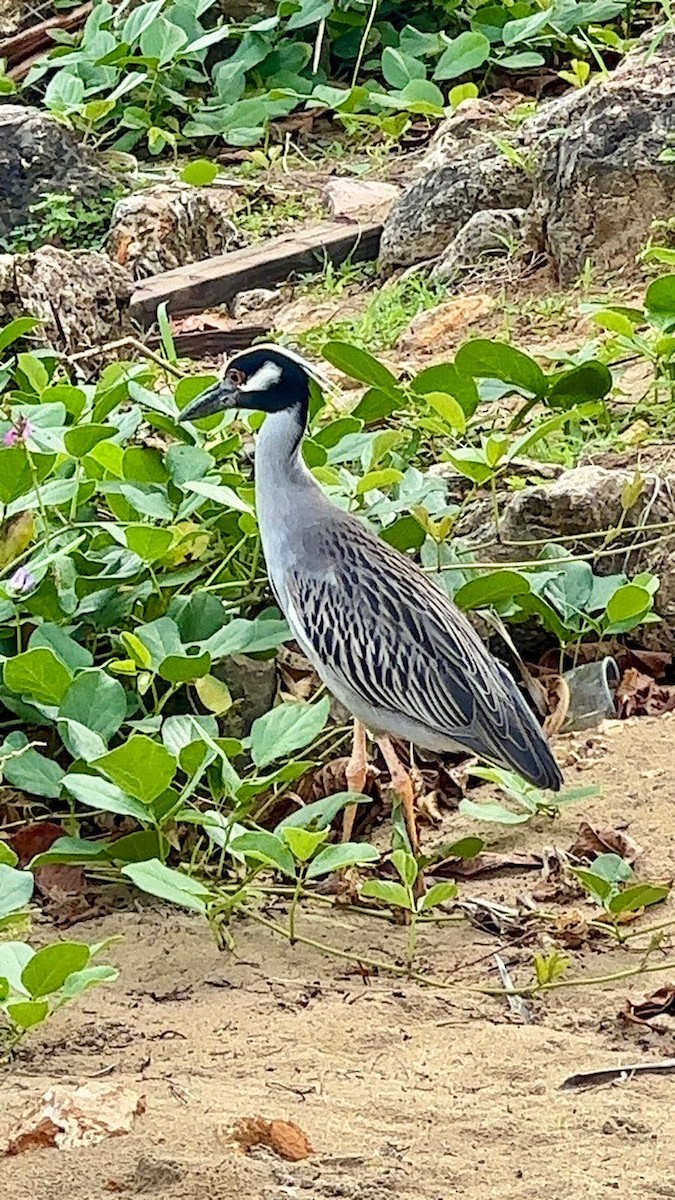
[489,662,564,792]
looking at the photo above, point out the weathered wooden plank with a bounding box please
[130,221,382,325]
[146,324,271,359]
[3,3,92,77]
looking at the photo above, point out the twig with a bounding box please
[57,337,186,378]
[561,1059,675,1090]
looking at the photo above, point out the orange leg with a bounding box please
[341,719,368,842]
[376,734,419,857]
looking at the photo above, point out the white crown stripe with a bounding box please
[239,360,283,392]
[227,344,331,391]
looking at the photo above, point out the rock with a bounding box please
[433,208,530,282]
[106,184,244,279]
[379,144,532,269]
[0,246,133,355]
[0,105,112,243]
[231,287,279,319]
[455,464,675,648]
[323,178,400,223]
[422,96,523,172]
[0,0,32,36]
[398,293,494,353]
[381,30,675,281]
[533,29,675,283]
[214,654,277,739]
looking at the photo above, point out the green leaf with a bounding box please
[458,797,531,825]
[63,774,151,823]
[355,468,404,495]
[30,836,109,867]
[94,736,176,805]
[286,0,333,30]
[454,569,531,611]
[122,859,212,912]
[0,317,39,356]
[391,849,418,888]
[106,830,169,864]
[58,719,108,763]
[1,736,65,799]
[4,647,73,706]
[275,791,371,832]
[61,964,119,999]
[571,868,613,901]
[59,670,127,741]
[0,864,34,918]
[125,525,174,563]
[306,842,379,878]
[183,480,254,514]
[140,15,188,64]
[121,632,153,670]
[433,31,490,80]
[360,879,412,909]
[159,652,211,684]
[437,836,484,860]
[423,391,467,433]
[180,158,219,186]
[645,274,675,329]
[281,827,328,862]
[6,999,49,1029]
[608,884,670,914]
[0,843,18,867]
[135,617,184,669]
[29,624,92,671]
[194,674,232,714]
[21,942,90,998]
[604,583,653,630]
[200,615,289,658]
[64,425,113,458]
[0,941,33,993]
[322,342,402,399]
[445,447,492,485]
[250,697,331,768]
[382,47,426,89]
[455,339,547,395]
[228,831,296,877]
[418,882,458,911]
[547,362,612,410]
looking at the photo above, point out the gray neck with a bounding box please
[254,403,318,544]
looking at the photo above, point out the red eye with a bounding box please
[229,367,246,387]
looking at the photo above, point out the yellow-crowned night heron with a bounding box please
[181,345,562,852]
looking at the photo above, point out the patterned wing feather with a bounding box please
[286,517,562,791]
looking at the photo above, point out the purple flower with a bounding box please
[3,418,34,448]
[9,566,37,594]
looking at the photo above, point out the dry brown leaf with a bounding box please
[3,1083,145,1155]
[622,983,675,1032]
[225,1117,312,1162]
[616,668,675,718]
[437,851,542,879]
[543,673,570,737]
[568,820,642,865]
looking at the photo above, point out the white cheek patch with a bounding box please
[239,360,283,392]
[230,343,332,394]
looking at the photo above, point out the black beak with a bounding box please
[180,377,238,422]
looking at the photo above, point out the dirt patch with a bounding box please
[2,716,675,1200]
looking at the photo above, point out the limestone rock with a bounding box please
[0,0,33,36]
[0,105,112,242]
[379,144,532,269]
[433,208,530,282]
[0,247,133,355]
[230,287,279,318]
[214,654,277,740]
[455,465,675,647]
[324,178,400,223]
[398,294,494,353]
[533,29,675,283]
[106,184,244,279]
[381,29,675,281]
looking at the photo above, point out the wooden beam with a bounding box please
[3,3,92,78]
[129,221,382,325]
[145,324,271,359]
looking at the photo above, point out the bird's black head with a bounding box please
[180,345,321,422]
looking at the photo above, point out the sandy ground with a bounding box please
[2,715,675,1200]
